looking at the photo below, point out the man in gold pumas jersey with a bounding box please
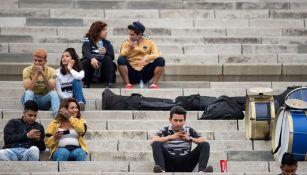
[118,22,165,89]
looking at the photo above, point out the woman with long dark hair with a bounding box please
[56,48,86,111]
[45,98,88,161]
[82,21,116,88]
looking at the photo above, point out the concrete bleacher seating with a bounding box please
[1,0,307,174]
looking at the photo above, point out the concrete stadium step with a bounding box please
[5,9,307,19]
[1,161,306,173]
[19,0,301,10]
[0,119,241,131]
[1,110,199,120]
[84,140,253,152]
[0,88,120,100]
[14,17,306,28]
[0,129,246,141]
[0,80,307,89]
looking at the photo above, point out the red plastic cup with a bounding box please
[220,159,228,173]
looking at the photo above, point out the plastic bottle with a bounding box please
[139,80,144,89]
[98,40,103,49]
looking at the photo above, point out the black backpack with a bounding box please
[200,95,244,120]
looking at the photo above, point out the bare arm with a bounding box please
[151,133,179,144]
[41,72,56,91]
[191,137,206,144]
[23,73,39,90]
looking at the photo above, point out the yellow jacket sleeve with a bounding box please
[44,121,58,149]
[145,41,161,63]
[119,40,132,57]
[68,117,87,136]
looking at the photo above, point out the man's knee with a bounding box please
[48,91,59,99]
[0,149,11,161]
[117,56,128,65]
[28,146,40,160]
[29,146,40,153]
[199,142,210,150]
[155,57,165,67]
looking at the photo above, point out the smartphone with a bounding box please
[178,128,185,134]
[62,130,70,135]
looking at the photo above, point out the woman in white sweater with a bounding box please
[56,48,86,111]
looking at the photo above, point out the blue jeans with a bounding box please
[52,147,87,161]
[72,80,86,104]
[21,90,60,117]
[0,146,40,161]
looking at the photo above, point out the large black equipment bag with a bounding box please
[102,89,175,110]
[200,95,244,120]
[175,94,216,111]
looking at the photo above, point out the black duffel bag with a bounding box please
[126,93,175,110]
[102,89,175,110]
[200,95,244,120]
[175,94,216,111]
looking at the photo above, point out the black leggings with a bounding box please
[151,141,210,172]
[82,55,116,87]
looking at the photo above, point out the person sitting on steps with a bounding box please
[21,48,60,118]
[118,21,165,89]
[151,106,213,173]
[0,100,45,161]
[81,21,116,88]
[56,48,86,111]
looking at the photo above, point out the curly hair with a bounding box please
[85,21,107,43]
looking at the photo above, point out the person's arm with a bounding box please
[189,128,206,144]
[144,41,161,63]
[23,67,39,90]
[44,122,58,149]
[82,40,94,60]
[55,76,70,99]
[151,135,174,143]
[34,125,46,151]
[106,43,115,60]
[69,69,84,80]
[39,67,56,91]
[3,119,28,145]
[150,129,180,144]
[68,117,87,136]
[119,40,132,57]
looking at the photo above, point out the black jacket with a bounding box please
[3,118,46,151]
[82,37,115,61]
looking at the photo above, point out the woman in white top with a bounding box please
[56,48,86,110]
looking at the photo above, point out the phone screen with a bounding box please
[62,130,70,135]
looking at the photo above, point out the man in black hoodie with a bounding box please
[0,100,45,161]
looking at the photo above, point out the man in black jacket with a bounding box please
[0,100,45,161]
[280,153,298,175]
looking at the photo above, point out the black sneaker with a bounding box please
[204,165,213,172]
[153,165,163,173]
